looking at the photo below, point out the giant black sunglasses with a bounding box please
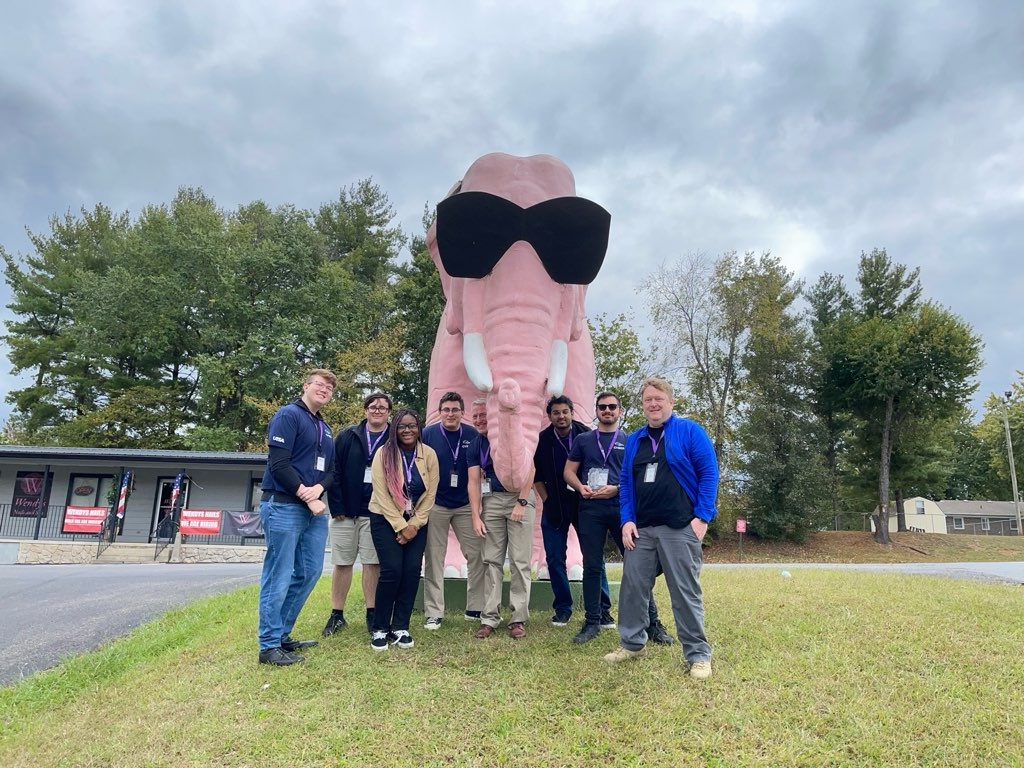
[435,191,611,285]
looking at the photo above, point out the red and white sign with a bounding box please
[736,518,747,533]
[63,506,108,533]
[180,509,223,535]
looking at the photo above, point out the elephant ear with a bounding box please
[525,197,611,285]
[435,192,523,279]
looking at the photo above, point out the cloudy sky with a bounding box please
[2,0,1021,422]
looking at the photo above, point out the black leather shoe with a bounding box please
[572,622,601,644]
[258,647,304,666]
[281,636,318,652]
[648,620,675,646]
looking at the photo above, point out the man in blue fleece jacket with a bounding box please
[603,377,719,680]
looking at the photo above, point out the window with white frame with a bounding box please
[915,500,925,515]
[981,517,990,531]
[953,517,965,530]
[1012,519,1019,531]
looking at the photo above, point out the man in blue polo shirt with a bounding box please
[421,391,480,630]
[604,377,719,680]
[258,368,337,666]
[563,391,672,645]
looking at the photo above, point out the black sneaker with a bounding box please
[572,623,601,644]
[258,647,304,666]
[600,611,616,629]
[281,636,318,652]
[424,617,443,630]
[464,610,482,621]
[370,631,390,652]
[322,612,347,636]
[648,620,675,645]
[391,630,415,649]
[551,611,572,627]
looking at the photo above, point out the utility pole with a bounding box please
[1001,391,1023,536]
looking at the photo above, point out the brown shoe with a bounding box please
[474,624,495,639]
[508,622,526,639]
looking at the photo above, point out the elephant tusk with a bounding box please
[547,340,568,397]
[463,333,493,392]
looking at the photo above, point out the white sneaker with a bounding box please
[424,617,443,631]
[689,660,712,680]
[392,630,414,649]
[370,631,389,652]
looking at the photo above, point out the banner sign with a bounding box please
[179,509,223,535]
[11,471,53,518]
[222,509,264,537]
[63,506,108,533]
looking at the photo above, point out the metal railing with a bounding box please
[0,503,106,542]
[96,512,118,558]
[152,516,178,560]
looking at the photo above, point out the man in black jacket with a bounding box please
[533,395,612,627]
[322,392,392,636]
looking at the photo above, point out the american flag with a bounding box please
[169,471,185,513]
[115,470,132,519]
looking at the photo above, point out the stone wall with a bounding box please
[2,539,267,565]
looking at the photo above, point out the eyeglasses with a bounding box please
[367,406,390,413]
[396,423,419,432]
[596,403,619,411]
[440,407,462,414]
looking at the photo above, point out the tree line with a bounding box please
[3,186,1019,543]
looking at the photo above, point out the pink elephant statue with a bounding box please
[425,152,609,581]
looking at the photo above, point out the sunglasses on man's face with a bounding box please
[596,403,619,411]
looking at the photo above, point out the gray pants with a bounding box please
[618,524,711,662]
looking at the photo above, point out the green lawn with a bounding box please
[2,570,1022,767]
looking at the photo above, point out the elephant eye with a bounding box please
[435,191,611,285]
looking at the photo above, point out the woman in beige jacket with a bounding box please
[368,408,439,651]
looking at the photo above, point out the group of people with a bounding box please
[257,369,720,680]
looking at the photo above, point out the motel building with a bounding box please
[0,446,268,564]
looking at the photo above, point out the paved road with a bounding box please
[0,563,262,686]
[707,561,1024,584]
[1,559,1020,686]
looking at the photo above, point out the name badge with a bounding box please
[644,463,657,483]
[363,467,372,483]
[315,456,326,472]
[405,498,413,512]
[481,478,492,496]
[450,471,459,488]
[588,468,609,490]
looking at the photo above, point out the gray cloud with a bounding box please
[0,0,1021,422]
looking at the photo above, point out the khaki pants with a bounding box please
[422,503,484,617]
[480,491,535,626]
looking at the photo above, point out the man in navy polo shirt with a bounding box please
[322,391,392,637]
[421,391,480,630]
[257,368,337,666]
[564,391,672,645]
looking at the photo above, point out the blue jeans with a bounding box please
[541,515,611,616]
[258,501,328,651]
[370,514,428,632]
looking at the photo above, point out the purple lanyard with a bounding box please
[365,427,387,457]
[401,450,416,485]
[597,430,620,466]
[648,430,662,456]
[556,430,573,454]
[444,426,463,463]
[479,440,491,469]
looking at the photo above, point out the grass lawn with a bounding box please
[3,568,1023,767]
